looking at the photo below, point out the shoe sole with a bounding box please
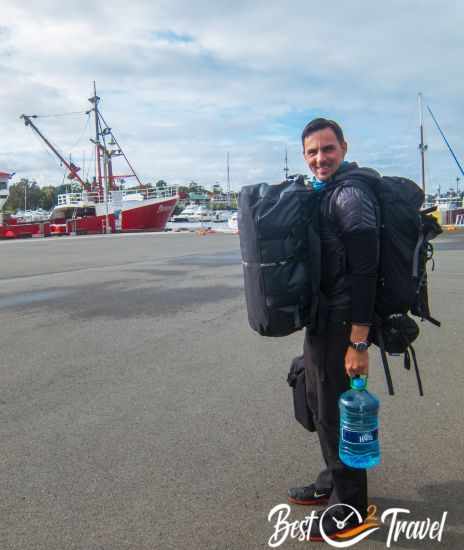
[287,496,329,506]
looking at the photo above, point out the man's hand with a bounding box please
[345,323,370,377]
[344,346,369,377]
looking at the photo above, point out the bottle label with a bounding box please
[342,428,378,444]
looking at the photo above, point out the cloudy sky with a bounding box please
[1,0,462,192]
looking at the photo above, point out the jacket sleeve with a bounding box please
[332,184,379,325]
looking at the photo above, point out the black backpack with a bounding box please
[334,173,442,395]
[238,175,322,337]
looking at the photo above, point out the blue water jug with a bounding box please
[339,376,380,469]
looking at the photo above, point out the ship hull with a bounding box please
[118,196,177,232]
[48,195,178,236]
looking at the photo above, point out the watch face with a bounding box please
[353,342,369,352]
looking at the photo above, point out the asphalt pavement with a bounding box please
[1,231,463,550]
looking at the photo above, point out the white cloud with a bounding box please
[0,0,462,193]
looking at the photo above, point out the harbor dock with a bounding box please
[1,232,463,549]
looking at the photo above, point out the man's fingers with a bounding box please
[345,363,368,377]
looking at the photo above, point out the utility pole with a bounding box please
[418,93,427,194]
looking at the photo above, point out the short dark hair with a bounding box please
[301,118,345,149]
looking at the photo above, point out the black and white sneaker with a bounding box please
[287,483,331,506]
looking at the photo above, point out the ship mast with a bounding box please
[418,93,427,194]
[88,82,111,232]
[88,82,142,189]
[226,152,231,208]
[88,81,102,188]
[284,148,289,180]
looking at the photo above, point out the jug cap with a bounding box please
[351,375,368,390]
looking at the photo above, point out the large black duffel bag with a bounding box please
[238,176,321,337]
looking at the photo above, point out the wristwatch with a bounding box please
[349,341,371,352]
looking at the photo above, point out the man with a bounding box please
[287,118,381,541]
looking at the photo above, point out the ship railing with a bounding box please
[120,186,178,201]
[57,186,178,206]
[57,193,88,205]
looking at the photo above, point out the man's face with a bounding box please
[303,127,347,181]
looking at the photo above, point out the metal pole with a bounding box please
[103,148,111,233]
[227,152,231,208]
[418,93,427,194]
[91,81,102,188]
[284,148,289,179]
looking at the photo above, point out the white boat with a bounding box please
[227,212,238,231]
[172,204,212,223]
[12,209,50,223]
[211,209,234,222]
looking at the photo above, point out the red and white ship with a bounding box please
[47,186,177,236]
[20,83,178,236]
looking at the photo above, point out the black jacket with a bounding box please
[319,162,381,325]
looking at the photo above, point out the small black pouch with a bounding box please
[372,313,424,396]
[287,355,316,432]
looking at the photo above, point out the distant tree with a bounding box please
[55,183,72,195]
[28,180,42,209]
[140,182,153,190]
[177,189,189,200]
[4,178,41,211]
[3,181,23,212]
[188,181,200,192]
[155,179,168,189]
[213,183,223,194]
[38,186,58,210]
[4,180,74,212]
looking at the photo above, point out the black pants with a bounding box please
[303,320,368,518]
